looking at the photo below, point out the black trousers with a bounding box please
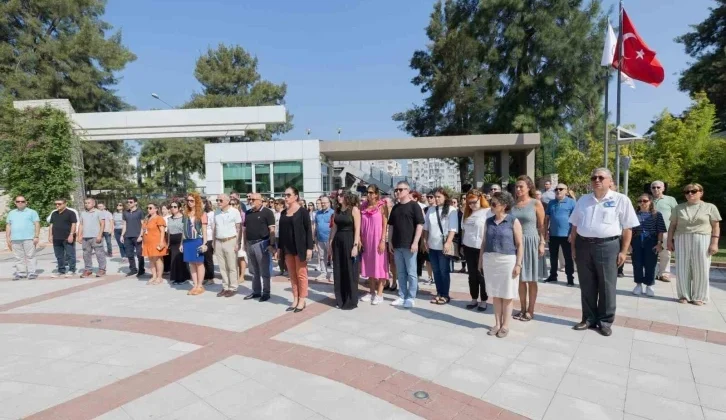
[462,245,487,301]
[549,236,575,283]
[124,236,144,273]
[574,236,619,327]
[203,240,215,279]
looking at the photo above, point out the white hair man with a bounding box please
[650,180,677,281]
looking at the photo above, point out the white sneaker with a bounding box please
[632,284,642,295]
[404,299,415,309]
[391,298,405,306]
[645,286,655,297]
[372,296,383,305]
[360,294,373,303]
[63,272,73,278]
[51,273,60,278]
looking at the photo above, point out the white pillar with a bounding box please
[525,148,536,180]
[474,151,486,188]
[500,150,510,186]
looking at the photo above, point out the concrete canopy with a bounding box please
[319,133,539,160]
[13,99,287,141]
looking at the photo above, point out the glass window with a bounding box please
[223,163,252,194]
[255,163,271,195]
[273,161,303,194]
[321,164,330,193]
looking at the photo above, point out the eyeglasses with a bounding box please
[638,200,650,203]
[394,188,407,193]
[467,201,479,206]
[684,189,700,195]
[651,186,662,190]
[15,200,26,203]
[170,205,178,208]
[590,175,606,182]
[554,188,566,191]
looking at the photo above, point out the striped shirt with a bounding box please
[634,211,667,240]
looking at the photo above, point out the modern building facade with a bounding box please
[407,158,461,191]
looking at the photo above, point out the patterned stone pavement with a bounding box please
[2,244,726,420]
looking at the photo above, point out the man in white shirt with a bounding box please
[214,194,242,297]
[569,168,639,337]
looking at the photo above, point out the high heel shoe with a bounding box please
[287,300,298,312]
[294,302,306,313]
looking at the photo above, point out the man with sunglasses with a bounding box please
[569,168,639,336]
[243,193,276,301]
[6,196,40,280]
[121,197,145,277]
[650,180,677,282]
[78,198,107,278]
[49,198,78,277]
[544,183,576,285]
[387,181,425,308]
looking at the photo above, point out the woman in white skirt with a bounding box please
[667,183,721,305]
[479,191,524,338]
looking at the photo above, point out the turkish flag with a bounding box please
[612,10,665,87]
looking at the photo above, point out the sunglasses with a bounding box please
[426,195,434,199]
[490,202,500,207]
[651,186,662,190]
[15,200,26,203]
[554,188,566,191]
[590,175,606,182]
[170,205,178,208]
[283,193,294,197]
[394,188,407,193]
[684,189,700,195]
[638,200,650,203]
[216,199,224,202]
[467,201,479,206]
[186,198,195,202]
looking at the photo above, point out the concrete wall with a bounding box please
[205,140,322,202]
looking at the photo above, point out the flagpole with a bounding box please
[604,68,609,169]
[615,0,623,189]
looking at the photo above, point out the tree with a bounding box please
[185,44,293,141]
[394,0,607,186]
[676,0,726,131]
[0,0,137,191]
[138,139,205,192]
[0,103,77,220]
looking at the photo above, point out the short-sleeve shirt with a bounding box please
[541,189,556,205]
[653,195,678,228]
[6,208,40,241]
[101,210,114,233]
[671,202,722,236]
[50,208,78,239]
[314,208,334,243]
[122,209,145,238]
[244,207,276,241]
[569,190,639,238]
[423,206,458,250]
[388,200,425,249]
[215,207,242,239]
[546,197,576,237]
[80,209,103,239]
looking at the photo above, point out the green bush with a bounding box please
[0,104,77,220]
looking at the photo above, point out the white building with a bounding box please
[407,158,461,192]
[334,160,401,177]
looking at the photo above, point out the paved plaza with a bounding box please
[2,243,726,420]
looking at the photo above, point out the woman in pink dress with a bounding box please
[359,184,389,305]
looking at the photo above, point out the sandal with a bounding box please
[436,296,450,305]
[693,300,704,306]
[488,327,500,336]
[513,311,524,320]
[430,296,441,304]
[521,312,533,322]
[678,298,688,304]
[496,328,509,338]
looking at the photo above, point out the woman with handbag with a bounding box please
[167,201,190,285]
[181,192,208,295]
[422,188,459,305]
[142,203,168,285]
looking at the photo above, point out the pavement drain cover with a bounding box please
[413,391,429,400]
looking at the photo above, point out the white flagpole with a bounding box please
[615,0,623,189]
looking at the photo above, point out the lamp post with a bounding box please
[150,93,173,109]
[337,128,341,141]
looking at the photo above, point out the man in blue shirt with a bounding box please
[5,196,41,280]
[313,196,334,279]
[544,184,576,285]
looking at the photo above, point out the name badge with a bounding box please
[603,201,616,208]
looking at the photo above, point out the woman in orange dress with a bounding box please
[142,203,168,285]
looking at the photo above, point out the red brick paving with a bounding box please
[6,274,726,419]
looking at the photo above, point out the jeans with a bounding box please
[428,249,451,298]
[52,239,76,274]
[102,232,113,254]
[114,229,126,258]
[632,235,658,286]
[549,236,574,283]
[394,248,418,301]
[124,236,144,273]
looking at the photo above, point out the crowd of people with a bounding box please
[4,167,722,338]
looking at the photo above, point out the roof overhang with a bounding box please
[319,133,540,160]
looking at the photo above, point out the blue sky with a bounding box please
[105,0,716,141]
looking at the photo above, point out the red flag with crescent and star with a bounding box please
[612,9,665,87]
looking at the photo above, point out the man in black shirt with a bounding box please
[121,197,145,276]
[243,193,277,301]
[48,198,78,277]
[387,182,424,309]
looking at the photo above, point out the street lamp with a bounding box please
[150,93,173,109]
[337,128,341,141]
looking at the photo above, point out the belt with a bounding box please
[216,236,237,242]
[577,235,620,244]
[248,237,270,245]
